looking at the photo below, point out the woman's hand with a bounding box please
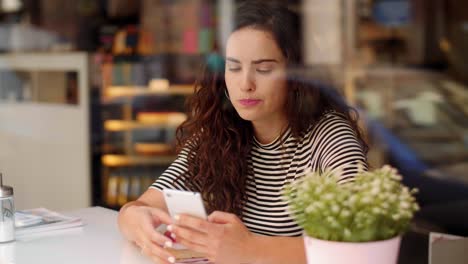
[168,211,256,264]
[120,205,176,264]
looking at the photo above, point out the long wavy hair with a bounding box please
[175,1,368,217]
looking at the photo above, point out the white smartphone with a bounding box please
[162,189,208,220]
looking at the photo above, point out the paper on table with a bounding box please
[15,212,43,227]
[14,208,84,239]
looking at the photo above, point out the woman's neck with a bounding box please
[252,116,288,145]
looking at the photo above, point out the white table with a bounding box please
[1,207,153,264]
[0,207,429,264]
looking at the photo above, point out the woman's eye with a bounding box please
[228,68,241,72]
[257,69,272,74]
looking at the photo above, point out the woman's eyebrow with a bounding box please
[226,57,241,63]
[251,59,278,64]
[225,57,279,64]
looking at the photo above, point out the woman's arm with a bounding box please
[118,141,195,241]
[317,114,368,184]
[117,189,176,264]
[117,144,195,264]
[117,189,169,241]
[250,235,306,264]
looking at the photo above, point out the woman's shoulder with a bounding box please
[320,110,348,121]
[304,110,350,136]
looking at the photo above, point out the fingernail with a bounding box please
[164,240,173,248]
[168,256,176,263]
[167,225,173,231]
[174,214,180,222]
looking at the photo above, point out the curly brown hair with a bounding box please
[175,1,368,217]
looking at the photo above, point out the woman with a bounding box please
[118,1,368,263]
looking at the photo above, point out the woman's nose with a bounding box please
[239,71,255,92]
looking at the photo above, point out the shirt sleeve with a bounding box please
[316,113,368,184]
[150,146,194,191]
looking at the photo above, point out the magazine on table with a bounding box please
[14,207,84,238]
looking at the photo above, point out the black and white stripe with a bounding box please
[151,112,368,236]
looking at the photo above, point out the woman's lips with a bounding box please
[238,99,262,106]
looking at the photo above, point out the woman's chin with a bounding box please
[236,111,256,122]
[233,106,267,122]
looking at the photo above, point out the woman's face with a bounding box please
[225,27,288,125]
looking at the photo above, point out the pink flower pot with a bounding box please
[304,236,401,264]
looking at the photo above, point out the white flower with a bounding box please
[370,187,380,195]
[331,221,340,228]
[383,183,392,190]
[400,211,412,218]
[331,205,340,213]
[361,196,372,204]
[305,204,316,213]
[348,195,358,204]
[388,194,397,202]
[324,193,335,200]
[344,228,351,237]
[382,165,392,172]
[340,210,351,218]
[315,186,323,195]
[400,201,410,209]
[315,202,324,209]
[372,179,382,187]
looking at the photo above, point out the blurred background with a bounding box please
[0,0,466,242]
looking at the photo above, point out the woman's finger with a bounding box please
[139,238,176,264]
[208,211,238,224]
[148,207,173,225]
[147,228,174,247]
[135,227,148,248]
[147,242,176,264]
[168,225,209,252]
[173,235,210,257]
[176,214,210,233]
[151,255,173,264]
[136,227,176,263]
[139,217,173,246]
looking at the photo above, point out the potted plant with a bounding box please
[284,165,419,264]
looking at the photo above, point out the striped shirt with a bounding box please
[151,111,367,236]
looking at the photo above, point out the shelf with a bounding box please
[103,84,194,100]
[104,118,185,131]
[137,112,187,125]
[134,143,173,155]
[102,154,177,167]
[0,52,88,71]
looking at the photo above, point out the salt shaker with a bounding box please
[0,173,14,243]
